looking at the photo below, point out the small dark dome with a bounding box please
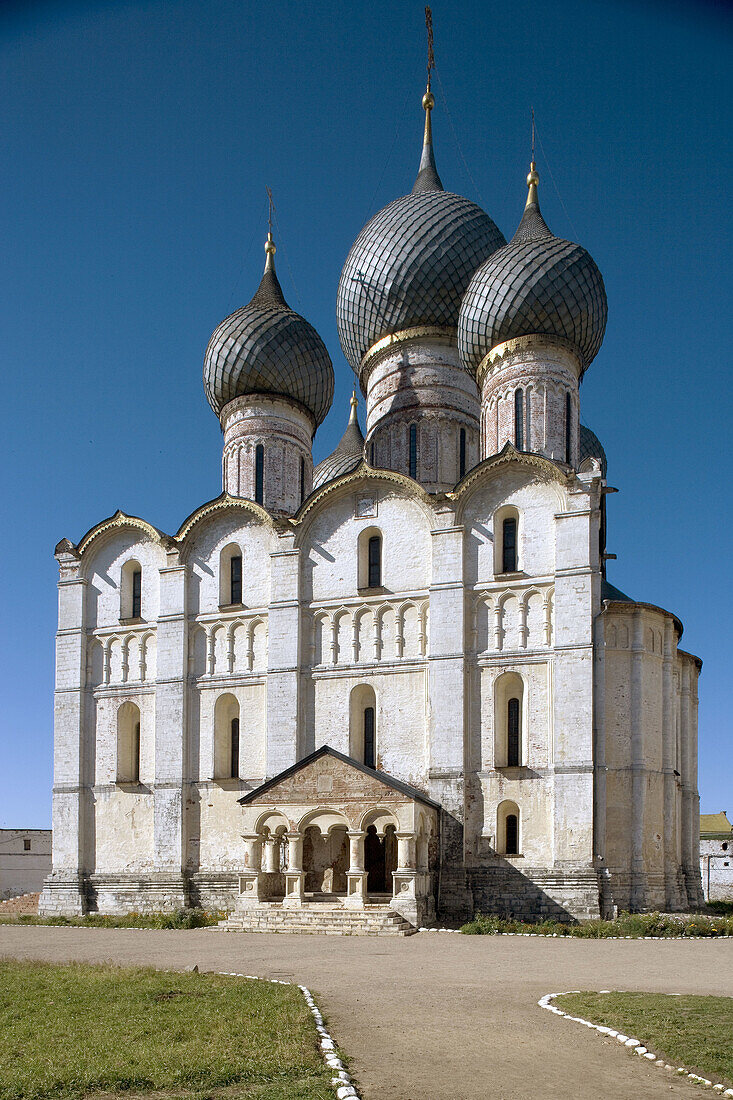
[204,239,334,427]
[579,423,607,477]
[458,169,607,377]
[313,394,365,489]
[336,102,505,374]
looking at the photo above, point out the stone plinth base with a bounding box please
[38,874,87,917]
[468,865,602,922]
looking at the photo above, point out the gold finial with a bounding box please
[526,160,540,208]
[264,187,276,268]
[525,109,539,207]
[349,388,358,424]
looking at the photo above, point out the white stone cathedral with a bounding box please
[40,82,704,928]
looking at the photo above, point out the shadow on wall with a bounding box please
[467,860,598,923]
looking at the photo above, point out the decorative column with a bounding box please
[237,833,265,907]
[263,835,280,873]
[391,831,421,928]
[283,831,305,908]
[344,830,367,909]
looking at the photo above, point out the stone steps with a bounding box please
[215,904,417,936]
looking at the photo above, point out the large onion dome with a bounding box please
[204,234,334,427]
[336,90,506,374]
[458,163,607,377]
[313,392,365,489]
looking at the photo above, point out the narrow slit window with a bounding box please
[23,838,31,851]
[514,388,524,450]
[367,535,381,589]
[505,813,519,855]
[459,428,466,479]
[255,444,264,505]
[132,721,140,783]
[363,706,375,768]
[502,517,517,573]
[230,555,242,605]
[300,457,305,504]
[507,698,520,766]
[409,424,417,479]
[131,569,142,619]
[230,717,240,779]
[565,392,572,464]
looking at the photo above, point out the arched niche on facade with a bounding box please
[119,558,143,620]
[494,671,525,768]
[357,526,383,591]
[218,542,243,607]
[349,684,376,767]
[213,692,240,780]
[497,799,521,856]
[116,700,141,783]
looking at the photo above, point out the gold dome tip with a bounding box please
[526,161,540,188]
[264,232,276,256]
[422,90,435,111]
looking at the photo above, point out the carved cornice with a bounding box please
[175,493,276,543]
[359,325,456,384]
[292,460,438,533]
[477,334,582,388]
[450,443,571,518]
[76,511,170,556]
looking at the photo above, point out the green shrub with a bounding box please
[460,909,733,937]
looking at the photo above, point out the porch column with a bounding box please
[344,830,367,909]
[393,831,418,901]
[237,833,265,907]
[283,831,305,908]
[263,835,279,873]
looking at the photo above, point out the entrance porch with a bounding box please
[229,746,439,930]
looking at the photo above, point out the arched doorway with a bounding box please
[302,823,348,896]
[365,823,397,893]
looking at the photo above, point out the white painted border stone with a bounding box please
[219,971,360,1099]
[538,990,733,1096]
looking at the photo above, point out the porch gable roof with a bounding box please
[238,745,440,811]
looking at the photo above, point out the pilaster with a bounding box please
[266,537,301,776]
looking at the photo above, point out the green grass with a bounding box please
[0,908,224,929]
[460,909,733,937]
[0,960,336,1100]
[553,992,733,1087]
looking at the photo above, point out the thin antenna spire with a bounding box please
[526,110,540,209]
[425,6,434,92]
[264,186,276,271]
[412,5,443,192]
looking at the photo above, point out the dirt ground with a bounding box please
[1,926,731,1100]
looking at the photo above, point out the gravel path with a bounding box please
[1,926,731,1100]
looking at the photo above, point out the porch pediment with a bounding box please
[238,745,439,835]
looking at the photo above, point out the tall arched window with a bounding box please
[409,424,417,479]
[120,560,143,621]
[497,800,520,855]
[214,693,240,779]
[494,672,524,768]
[459,427,466,479]
[507,697,520,766]
[350,684,376,766]
[505,813,519,855]
[565,392,572,464]
[117,701,141,783]
[368,536,381,588]
[255,444,264,505]
[502,517,517,573]
[363,706,375,768]
[219,544,243,607]
[230,716,240,779]
[514,388,524,450]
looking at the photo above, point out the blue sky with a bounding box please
[1,0,730,826]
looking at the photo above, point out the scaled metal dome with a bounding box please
[336,95,506,374]
[312,392,365,489]
[458,165,607,377]
[579,423,607,477]
[204,236,334,427]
